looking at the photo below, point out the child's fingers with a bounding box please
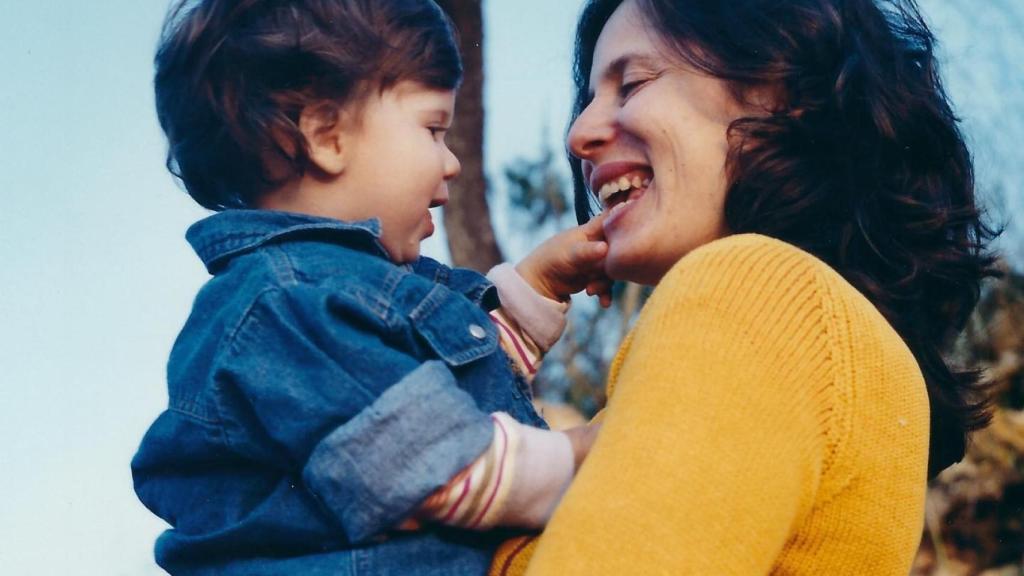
[570,240,608,267]
[585,278,614,308]
[579,212,608,241]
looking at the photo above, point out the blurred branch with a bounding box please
[505,123,568,227]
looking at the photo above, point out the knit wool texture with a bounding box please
[490,234,929,575]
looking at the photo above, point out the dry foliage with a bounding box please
[913,269,1024,575]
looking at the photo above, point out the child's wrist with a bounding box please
[487,263,569,351]
[513,259,562,301]
[502,419,575,528]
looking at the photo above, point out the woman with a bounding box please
[491,0,999,574]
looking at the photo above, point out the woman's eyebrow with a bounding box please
[588,53,661,99]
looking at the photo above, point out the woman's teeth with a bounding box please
[598,174,651,206]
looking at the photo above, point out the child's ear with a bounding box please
[299,104,348,176]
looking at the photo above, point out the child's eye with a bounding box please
[428,127,448,139]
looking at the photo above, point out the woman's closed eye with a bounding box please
[618,78,649,101]
[428,126,448,140]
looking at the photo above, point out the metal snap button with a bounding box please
[468,324,487,339]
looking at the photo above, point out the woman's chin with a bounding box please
[605,246,665,286]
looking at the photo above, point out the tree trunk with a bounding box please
[436,0,504,272]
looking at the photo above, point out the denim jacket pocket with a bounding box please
[408,285,498,366]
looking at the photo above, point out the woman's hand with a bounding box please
[515,214,613,307]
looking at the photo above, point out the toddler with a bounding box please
[131,0,607,574]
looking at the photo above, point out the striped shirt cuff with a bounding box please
[415,412,522,529]
[487,263,569,352]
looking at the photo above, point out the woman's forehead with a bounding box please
[588,1,671,92]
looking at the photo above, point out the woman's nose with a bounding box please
[567,99,615,160]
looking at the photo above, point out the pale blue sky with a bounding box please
[0,1,1019,574]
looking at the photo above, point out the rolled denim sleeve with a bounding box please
[221,288,496,543]
[303,361,493,542]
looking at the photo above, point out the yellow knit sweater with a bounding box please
[491,234,929,575]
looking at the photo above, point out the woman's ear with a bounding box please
[743,82,786,116]
[299,103,347,177]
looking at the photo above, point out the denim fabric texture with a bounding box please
[132,210,546,575]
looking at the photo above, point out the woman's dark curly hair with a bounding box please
[155,0,461,210]
[572,0,1002,478]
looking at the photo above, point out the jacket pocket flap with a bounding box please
[409,285,498,366]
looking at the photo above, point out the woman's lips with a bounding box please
[589,161,654,200]
[603,183,648,232]
[585,161,654,238]
[598,172,651,208]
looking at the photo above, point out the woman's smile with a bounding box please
[587,161,654,231]
[567,0,749,284]
[601,175,652,235]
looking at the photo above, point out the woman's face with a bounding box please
[568,0,755,285]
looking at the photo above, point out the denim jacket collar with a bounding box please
[187,209,389,273]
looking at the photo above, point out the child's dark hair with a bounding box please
[155,0,462,210]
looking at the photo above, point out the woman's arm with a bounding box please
[524,235,844,575]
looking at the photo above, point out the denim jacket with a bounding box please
[132,210,546,575]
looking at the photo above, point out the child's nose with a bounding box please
[444,147,461,180]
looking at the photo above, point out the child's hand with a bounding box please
[516,214,613,307]
[562,421,603,472]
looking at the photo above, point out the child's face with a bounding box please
[334,81,461,262]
